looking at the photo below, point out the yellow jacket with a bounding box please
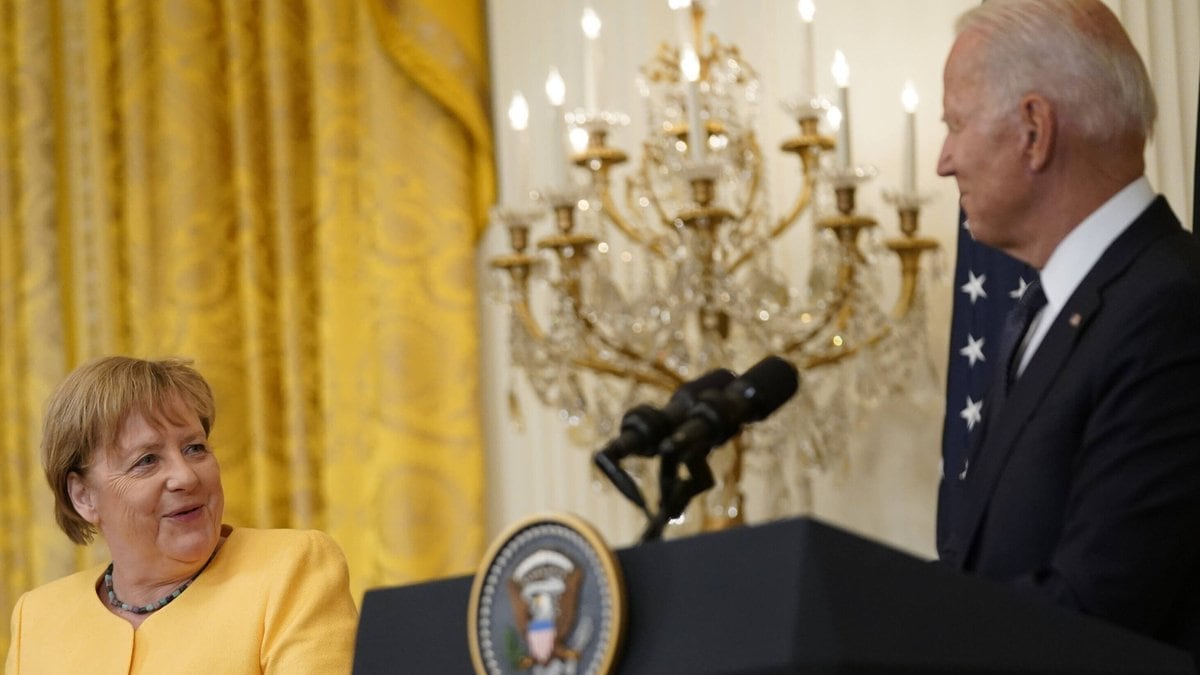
[5,527,358,674]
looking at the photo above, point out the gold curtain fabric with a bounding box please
[0,0,492,656]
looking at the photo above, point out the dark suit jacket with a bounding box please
[938,197,1200,664]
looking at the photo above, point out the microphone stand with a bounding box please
[639,440,716,543]
[593,452,654,521]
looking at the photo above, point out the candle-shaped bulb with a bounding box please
[681,44,704,161]
[581,8,601,39]
[545,68,568,187]
[581,8,602,111]
[797,0,817,101]
[669,0,695,54]
[901,79,919,113]
[681,44,700,83]
[508,92,529,131]
[798,0,815,23]
[507,91,531,202]
[831,51,851,168]
[568,127,589,154]
[826,105,842,132]
[831,50,849,88]
[545,67,565,107]
[901,79,919,193]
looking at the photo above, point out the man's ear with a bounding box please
[68,471,99,525]
[1019,93,1055,172]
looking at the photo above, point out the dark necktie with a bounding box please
[1000,278,1047,387]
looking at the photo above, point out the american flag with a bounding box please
[939,212,1033,531]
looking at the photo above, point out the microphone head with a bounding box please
[726,355,799,423]
[659,355,800,457]
[669,368,736,409]
[603,368,737,461]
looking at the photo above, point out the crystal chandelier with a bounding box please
[488,0,941,532]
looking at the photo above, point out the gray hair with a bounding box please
[955,0,1155,143]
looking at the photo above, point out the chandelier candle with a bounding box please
[682,44,705,161]
[669,0,694,53]
[507,92,531,202]
[798,0,816,100]
[901,80,919,194]
[832,50,851,169]
[544,67,568,187]
[581,7,602,113]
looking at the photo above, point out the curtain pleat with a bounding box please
[0,0,492,656]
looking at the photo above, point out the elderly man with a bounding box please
[935,0,1200,665]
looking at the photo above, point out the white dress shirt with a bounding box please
[1016,176,1156,376]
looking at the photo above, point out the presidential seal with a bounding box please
[468,513,626,675]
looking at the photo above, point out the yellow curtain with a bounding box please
[0,0,492,656]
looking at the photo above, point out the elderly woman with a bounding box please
[5,356,358,673]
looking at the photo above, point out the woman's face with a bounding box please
[68,396,224,580]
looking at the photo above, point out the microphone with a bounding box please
[640,357,799,542]
[593,368,735,510]
[597,368,736,461]
[656,355,799,461]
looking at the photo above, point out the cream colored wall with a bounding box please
[479,0,1199,556]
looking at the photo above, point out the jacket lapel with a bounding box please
[949,197,1179,567]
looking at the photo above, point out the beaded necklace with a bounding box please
[103,564,196,614]
[103,549,218,615]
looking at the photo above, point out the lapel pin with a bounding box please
[1069,313,1082,327]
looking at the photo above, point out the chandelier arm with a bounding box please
[778,282,854,353]
[886,237,938,319]
[512,299,548,342]
[726,176,814,274]
[714,139,765,268]
[769,175,816,241]
[600,183,670,259]
[515,295,681,390]
[891,268,920,320]
[639,141,680,231]
[569,354,680,391]
[780,327,828,355]
[573,310,686,389]
[795,326,892,370]
[730,135,765,224]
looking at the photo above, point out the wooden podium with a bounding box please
[353,517,1194,674]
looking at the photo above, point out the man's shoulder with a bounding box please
[1103,199,1200,293]
[1125,224,1200,290]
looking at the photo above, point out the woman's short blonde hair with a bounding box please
[42,356,216,545]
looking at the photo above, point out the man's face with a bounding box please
[937,30,1035,253]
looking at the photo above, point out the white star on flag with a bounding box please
[961,270,987,305]
[1010,276,1031,300]
[959,334,986,367]
[960,396,983,431]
